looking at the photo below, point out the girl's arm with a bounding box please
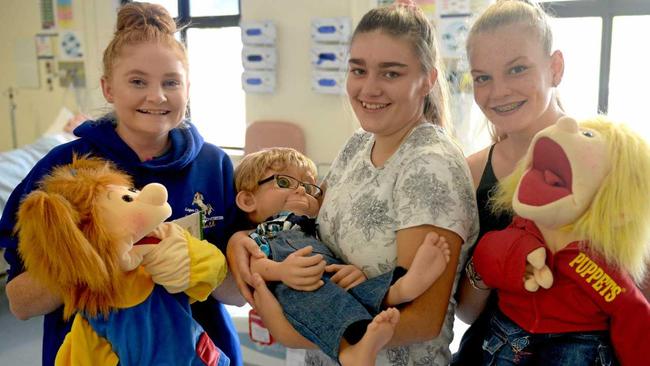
[385,224,462,345]
[455,273,491,324]
[455,147,493,324]
[6,271,62,320]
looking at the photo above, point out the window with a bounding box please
[544,0,650,139]
[136,0,245,149]
[186,27,244,148]
[147,0,178,17]
[549,16,601,119]
[608,15,650,139]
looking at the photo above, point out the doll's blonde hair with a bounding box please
[235,147,318,193]
[16,155,133,319]
[491,117,650,283]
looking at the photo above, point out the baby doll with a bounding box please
[16,156,229,366]
[233,147,450,366]
[471,116,650,365]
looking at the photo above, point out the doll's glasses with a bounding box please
[257,174,323,199]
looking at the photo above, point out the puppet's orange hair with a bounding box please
[17,155,133,319]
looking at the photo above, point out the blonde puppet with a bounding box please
[471,116,650,365]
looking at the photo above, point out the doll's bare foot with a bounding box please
[339,308,399,366]
[385,232,450,305]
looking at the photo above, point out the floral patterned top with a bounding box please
[308,123,479,366]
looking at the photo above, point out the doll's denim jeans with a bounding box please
[267,230,394,362]
[482,310,617,366]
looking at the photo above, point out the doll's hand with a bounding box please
[279,246,326,291]
[524,247,554,292]
[325,264,367,290]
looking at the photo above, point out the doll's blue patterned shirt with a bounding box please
[249,211,319,256]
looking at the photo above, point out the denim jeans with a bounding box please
[267,230,393,362]
[481,310,617,366]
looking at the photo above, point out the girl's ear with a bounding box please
[550,50,565,87]
[235,191,257,213]
[101,76,114,103]
[422,67,438,96]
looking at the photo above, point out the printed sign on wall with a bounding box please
[57,0,74,29]
[58,31,83,60]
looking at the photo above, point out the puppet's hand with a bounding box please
[121,240,163,271]
[524,248,554,292]
[120,247,146,271]
[148,221,179,240]
[120,223,176,271]
[141,222,191,293]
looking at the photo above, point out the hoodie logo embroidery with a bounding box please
[192,192,213,215]
[185,192,223,229]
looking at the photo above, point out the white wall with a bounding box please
[241,0,373,171]
[0,0,372,169]
[0,0,117,151]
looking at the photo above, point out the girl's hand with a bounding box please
[279,246,326,291]
[325,264,367,290]
[226,231,265,304]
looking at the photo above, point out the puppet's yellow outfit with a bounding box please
[55,229,229,366]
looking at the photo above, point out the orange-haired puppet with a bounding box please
[471,116,650,365]
[16,156,230,366]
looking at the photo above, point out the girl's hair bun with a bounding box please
[116,2,176,35]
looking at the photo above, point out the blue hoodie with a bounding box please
[0,116,243,366]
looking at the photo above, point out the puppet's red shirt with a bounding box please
[473,216,650,365]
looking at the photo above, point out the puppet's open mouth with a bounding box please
[134,236,161,245]
[518,137,572,206]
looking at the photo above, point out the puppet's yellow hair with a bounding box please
[17,155,133,319]
[491,117,650,283]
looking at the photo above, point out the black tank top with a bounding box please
[475,145,513,247]
[452,145,513,365]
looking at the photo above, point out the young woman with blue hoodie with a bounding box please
[0,3,243,365]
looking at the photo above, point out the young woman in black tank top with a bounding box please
[452,1,567,363]
[452,145,512,366]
